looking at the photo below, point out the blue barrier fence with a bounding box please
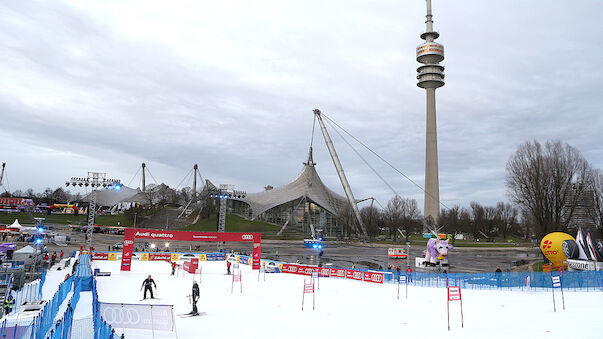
[46,281,81,339]
[32,276,73,339]
[92,279,117,339]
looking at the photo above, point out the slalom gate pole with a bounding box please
[459,277,463,328]
[551,272,556,312]
[240,272,242,293]
[397,276,400,300]
[231,273,234,294]
[302,279,306,311]
[406,273,408,299]
[150,305,155,338]
[447,278,450,331]
[313,280,315,310]
[560,275,565,310]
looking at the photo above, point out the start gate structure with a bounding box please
[119,228,261,271]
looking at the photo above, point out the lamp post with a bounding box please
[66,172,121,250]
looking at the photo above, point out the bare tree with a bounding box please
[588,170,603,236]
[384,196,421,242]
[495,202,518,239]
[439,205,470,244]
[360,205,381,237]
[506,140,593,238]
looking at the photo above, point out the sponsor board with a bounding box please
[170,253,179,262]
[363,272,384,284]
[108,253,117,261]
[566,259,596,271]
[346,269,363,281]
[319,268,331,277]
[330,268,346,278]
[93,252,109,260]
[140,253,149,261]
[100,303,174,331]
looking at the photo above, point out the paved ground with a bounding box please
[41,224,542,273]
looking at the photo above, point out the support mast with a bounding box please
[141,162,146,192]
[313,109,368,238]
[193,164,198,202]
[0,163,5,189]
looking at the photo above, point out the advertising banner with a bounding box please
[149,253,172,261]
[330,268,346,278]
[93,252,108,260]
[363,272,384,284]
[346,270,363,281]
[120,228,135,271]
[318,268,331,277]
[100,302,174,331]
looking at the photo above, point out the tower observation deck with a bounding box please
[417,0,444,229]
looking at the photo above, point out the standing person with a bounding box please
[226,261,232,275]
[406,266,413,283]
[51,252,57,266]
[140,275,157,299]
[171,261,177,276]
[60,250,64,259]
[191,281,200,315]
[4,294,14,315]
[495,265,502,288]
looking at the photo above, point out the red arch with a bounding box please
[120,228,261,271]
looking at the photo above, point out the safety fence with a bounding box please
[92,277,120,338]
[235,255,603,292]
[32,275,74,339]
[11,280,42,314]
[405,271,603,291]
[46,281,81,339]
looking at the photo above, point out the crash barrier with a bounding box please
[32,275,74,339]
[406,271,603,291]
[46,281,81,339]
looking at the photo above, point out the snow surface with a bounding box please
[92,260,603,339]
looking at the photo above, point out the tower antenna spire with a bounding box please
[417,0,445,230]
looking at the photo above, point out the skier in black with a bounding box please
[141,275,157,299]
[191,281,200,315]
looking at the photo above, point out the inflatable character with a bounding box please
[424,238,453,267]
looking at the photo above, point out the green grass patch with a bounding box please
[180,214,282,234]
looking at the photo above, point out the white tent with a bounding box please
[9,219,22,228]
[14,245,35,254]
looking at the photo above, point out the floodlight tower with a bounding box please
[417,0,445,229]
[67,172,121,250]
[208,185,246,250]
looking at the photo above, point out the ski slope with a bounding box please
[92,260,602,339]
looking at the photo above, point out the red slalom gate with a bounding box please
[302,279,315,311]
[447,278,464,331]
[232,272,242,293]
[120,228,261,271]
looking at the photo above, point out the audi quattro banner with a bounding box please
[121,228,261,271]
[100,302,174,331]
[130,228,259,243]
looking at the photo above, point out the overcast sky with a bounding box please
[1,0,602,212]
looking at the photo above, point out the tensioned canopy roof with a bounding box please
[235,148,349,220]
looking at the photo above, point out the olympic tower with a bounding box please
[416,0,444,228]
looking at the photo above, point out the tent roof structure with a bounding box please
[85,186,147,207]
[236,148,349,220]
